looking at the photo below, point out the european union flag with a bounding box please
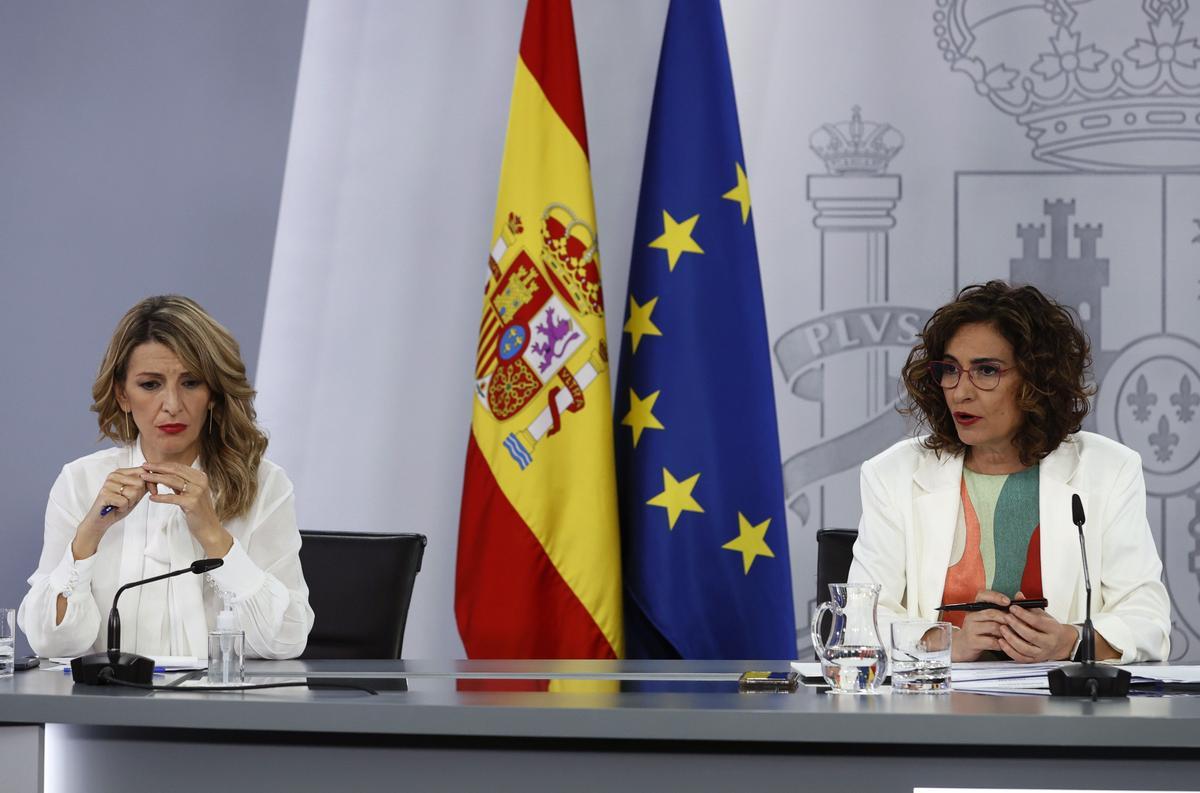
[615,0,796,659]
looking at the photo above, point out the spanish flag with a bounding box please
[456,0,623,666]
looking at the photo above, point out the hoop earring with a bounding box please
[123,410,130,440]
[208,407,213,435]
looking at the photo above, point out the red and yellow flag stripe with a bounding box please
[456,0,623,666]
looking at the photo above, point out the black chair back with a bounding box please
[814,528,858,652]
[815,528,858,604]
[298,531,427,659]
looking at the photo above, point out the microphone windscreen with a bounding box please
[190,558,225,574]
[1072,493,1085,526]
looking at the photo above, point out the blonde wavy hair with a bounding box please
[91,295,268,522]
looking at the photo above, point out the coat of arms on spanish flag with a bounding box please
[456,0,623,667]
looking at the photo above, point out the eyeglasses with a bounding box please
[927,360,1013,391]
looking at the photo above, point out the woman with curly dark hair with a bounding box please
[849,281,1170,663]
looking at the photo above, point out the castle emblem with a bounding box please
[475,206,609,470]
[1010,199,1109,376]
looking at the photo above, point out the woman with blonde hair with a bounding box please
[19,295,312,659]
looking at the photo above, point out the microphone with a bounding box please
[1071,492,1085,526]
[71,558,224,685]
[1047,495,1130,699]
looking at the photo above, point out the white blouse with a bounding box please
[18,443,313,660]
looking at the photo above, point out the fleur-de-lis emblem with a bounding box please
[1171,375,1200,422]
[1149,414,1180,463]
[1127,374,1157,422]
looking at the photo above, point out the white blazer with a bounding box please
[848,431,1170,663]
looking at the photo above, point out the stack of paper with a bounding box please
[950,661,1068,696]
[951,662,1200,695]
[1120,664,1200,683]
[792,660,1200,695]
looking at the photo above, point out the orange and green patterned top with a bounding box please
[941,466,1043,628]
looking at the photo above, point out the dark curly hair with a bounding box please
[900,280,1093,466]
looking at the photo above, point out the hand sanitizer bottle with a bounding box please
[208,590,244,684]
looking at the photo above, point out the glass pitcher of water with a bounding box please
[810,582,887,694]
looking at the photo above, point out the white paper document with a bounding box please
[48,654,206,671]
[1119,664,1200,683]
[790,662,822,678]
[793,660,1200,695]
[951,661,1063,686]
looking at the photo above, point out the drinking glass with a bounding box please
[890,620,952,692]
[0,608,15,677]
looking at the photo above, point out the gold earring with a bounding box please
[123,410,130,440]
[208,407,213,434]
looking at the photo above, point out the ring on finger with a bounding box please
[119,485,127,497]
[181,482,188,494]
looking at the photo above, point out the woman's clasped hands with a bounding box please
[140,462,233,557]
[75,463,232,561]
[951,589,1077,663]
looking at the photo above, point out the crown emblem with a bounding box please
[936,0,1200,171]
[541,204,604,317]
[809,106,905,175]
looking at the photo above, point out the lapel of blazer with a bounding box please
[912,449,963,618]
[1039,439,1084,623]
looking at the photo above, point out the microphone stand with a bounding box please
[71,559,223,685]
[1047,495,1129,700]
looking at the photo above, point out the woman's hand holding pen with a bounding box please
[139,462,233,558]
[999,591,1078,662]
[74,467,154,560]
[951,589,1011,662]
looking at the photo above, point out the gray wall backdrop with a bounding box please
[0,0,307,655]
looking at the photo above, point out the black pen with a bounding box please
[936,598,1048,612]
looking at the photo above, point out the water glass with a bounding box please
[890,620,952,693]
[0,608,15,677]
